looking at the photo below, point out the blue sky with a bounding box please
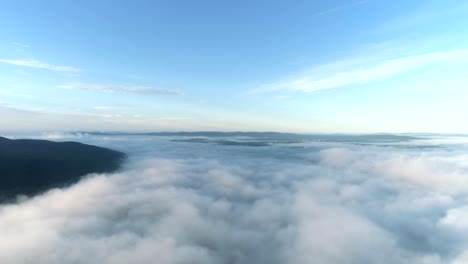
[0,0,467,133]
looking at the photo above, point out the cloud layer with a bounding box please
[1,135,468,263]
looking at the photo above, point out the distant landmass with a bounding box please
[78,131,421,147]
[81,131,421,142]
[0,137,125,201]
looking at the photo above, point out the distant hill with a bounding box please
[0,137,125,201]
[81,131,421,143]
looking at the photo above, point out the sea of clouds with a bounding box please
[1,133,468,263]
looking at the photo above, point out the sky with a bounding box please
[0,0,467,133]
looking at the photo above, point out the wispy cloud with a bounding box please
[257,49,468,93]
[92,106,114,111]
[313,0,369,17]
[0,88,31,98]
[375,2,468,34]
[62,82,182,95]
[0,104,43,115]
[12,42,30,48]
[0,59,81,72]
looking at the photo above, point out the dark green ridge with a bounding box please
[0,137,126,202]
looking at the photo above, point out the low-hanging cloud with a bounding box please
[1,135,468,263]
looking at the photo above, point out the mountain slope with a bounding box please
[0,137,125,200]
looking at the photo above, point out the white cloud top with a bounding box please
[0,135,467,263]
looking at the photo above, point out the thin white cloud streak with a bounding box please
[0,89,31,98]
[62,83,182,95]
[312,0,370,17]
[0,105,42,116]
[0,59,81,72]
[375,1,468,34]
[12,42,30,48]
[258,49,468,93]
[92,106,114,110]
[38,132,88,140]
